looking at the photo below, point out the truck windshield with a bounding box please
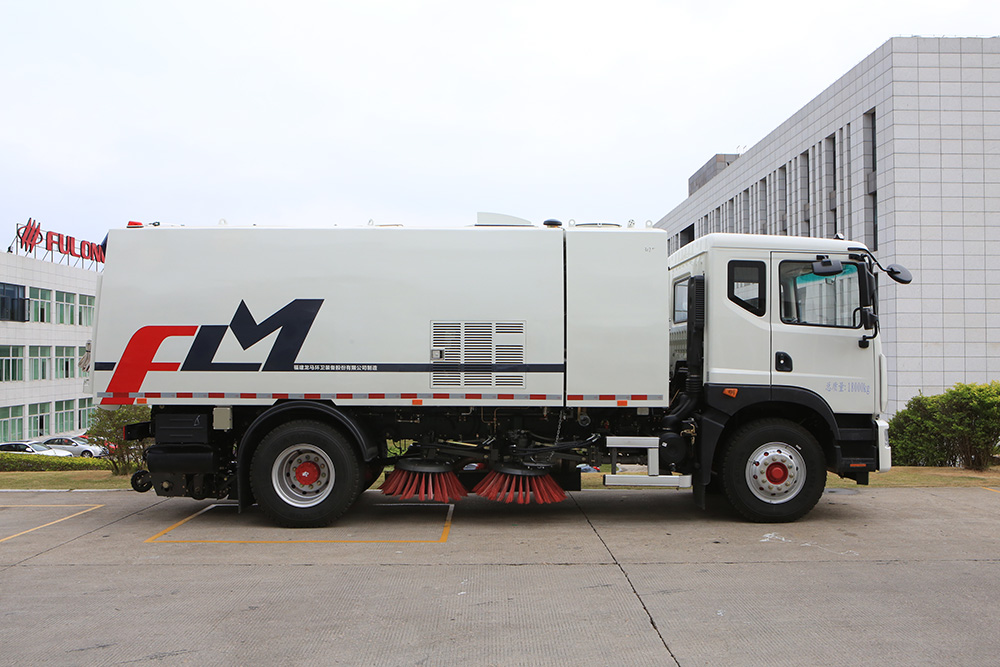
[779,261,861,328]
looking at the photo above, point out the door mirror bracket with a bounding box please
[858,310,879,348]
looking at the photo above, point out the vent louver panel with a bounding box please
[431,321,526,388]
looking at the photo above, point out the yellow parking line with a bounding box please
[144,504,218,542]
[982,487,1000,495]
[0,505,104,543]
[146,503,455,544]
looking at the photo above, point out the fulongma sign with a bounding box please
[13,218,105,266]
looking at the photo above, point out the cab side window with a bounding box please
[779,261,861,328]
[728,261,766,316]
[672,279,688,324]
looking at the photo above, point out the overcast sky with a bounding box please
[2,0,998,243]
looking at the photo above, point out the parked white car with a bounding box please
[0,441,74,457]
[42,436,108,458]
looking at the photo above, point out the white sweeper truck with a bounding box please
[90,219,911,527]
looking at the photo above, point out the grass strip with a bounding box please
[0,470,132,490]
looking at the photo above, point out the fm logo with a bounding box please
[102,299,322,405]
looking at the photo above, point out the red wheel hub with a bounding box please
[765,462,789,485]
[295,461,321,486]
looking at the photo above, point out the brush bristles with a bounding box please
[380,469,468,503]
[472,470,567,504]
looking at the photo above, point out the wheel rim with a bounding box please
[271,444,335,508]
[744,442,804,504]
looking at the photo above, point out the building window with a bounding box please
[78,398,94,430]
[55,291,76,325]
[79,295,95,327]
[54,400,75,433]
[0,406,24,441]
[29,346,51,381]
[863,108,878,251]
[55,346,76,379]
[0,346,24,382]
[777,166,788,234]
[27,402,51,438]
[30,287,52,323]
[78,346,89,378]
[679,224,695,247]
[0,282,28,322]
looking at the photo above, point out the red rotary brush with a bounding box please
[473,463,566,504]
[380,458,468,503]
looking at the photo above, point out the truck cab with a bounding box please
[667,234,895,520]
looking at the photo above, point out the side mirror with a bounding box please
[886,263,912,284]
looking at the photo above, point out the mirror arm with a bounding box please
[848,246,912,284]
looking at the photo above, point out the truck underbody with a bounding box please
[132,389,880,527]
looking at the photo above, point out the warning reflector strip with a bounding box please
[98,392,565,401]
[98,392,663,403]
[566,394,663,401]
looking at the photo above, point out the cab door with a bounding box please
[769,252,877,415]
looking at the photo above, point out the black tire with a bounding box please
[250,420,362,528]
[721,419,825,523]
[80,450,93,458]
[131,469,153,493]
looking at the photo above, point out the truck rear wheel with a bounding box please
[250,420,362,528]
[721,419,825,523]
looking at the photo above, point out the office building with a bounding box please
[1,219,103,440]
[656,37,1000,414]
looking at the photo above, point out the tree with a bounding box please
[889,382,1000,470]
[87,404,152,475]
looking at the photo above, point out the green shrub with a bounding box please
[888,393,954,467]
[86,404,152,475]
[0,453,114,472]
[890,382,1000,470]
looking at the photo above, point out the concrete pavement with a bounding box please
[2,485,999,665]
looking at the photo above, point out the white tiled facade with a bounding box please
[1,248,99,441]
[656,37,1000,415]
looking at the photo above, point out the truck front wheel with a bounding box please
[721,419,825,523]
[250,420,362,528]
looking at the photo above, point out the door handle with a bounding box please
[775,351,793,372]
